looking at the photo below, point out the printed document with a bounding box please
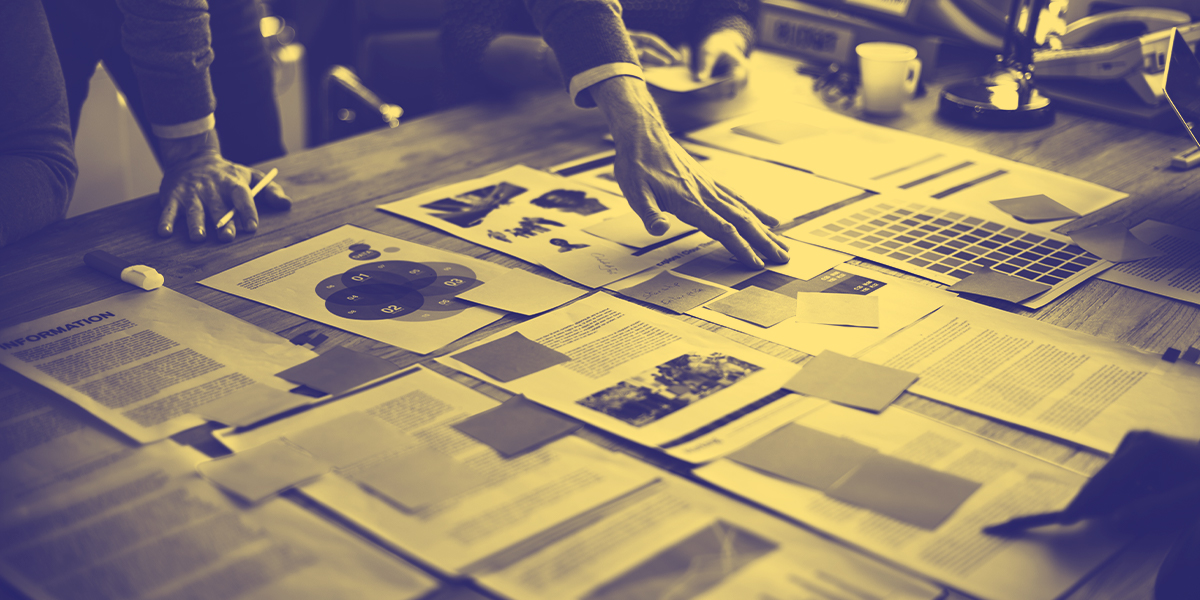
[0,288,316,443]
[0,441,436,600]
[440,293,802,463]
[857,299,1200,453]
[1099,220,1200,304]
[697,401,1132,600]
[216,367,657,575]
[201,225,507,354]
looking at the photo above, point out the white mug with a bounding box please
[856,42,922,116]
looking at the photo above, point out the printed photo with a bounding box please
[422,182,528,228]
[530,189,609,216]
[578,353,761,427]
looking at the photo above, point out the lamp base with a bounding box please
[939,65,1055,129]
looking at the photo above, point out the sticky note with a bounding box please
[583,212,696,249]
[946,268,1052,303]
[731,120,821,144]
[728,423,878,490]
[827,454,982,529]
[354,447,485,511]
[192,383,311,427]
[198,439,329,503]
[453,395,581,457]
[1070,223,1164,263]
[287,412,417,468]
[451,332,572,382]
[275,347,400,395]
[795,293,880,327]
[617,270,726,313]
[704,287,795,327]
[784,351,917,412]
[457,269,586,315]
[991,195,1080,222]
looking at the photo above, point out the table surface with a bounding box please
[4,48,1199,600]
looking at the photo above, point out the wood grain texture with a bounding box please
[1,48,1190,600]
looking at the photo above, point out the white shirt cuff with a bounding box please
[569,63,644,108]
[152,114,216,139]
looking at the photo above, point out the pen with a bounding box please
[215,167,279,230]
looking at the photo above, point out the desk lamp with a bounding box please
[939,0,1056,127]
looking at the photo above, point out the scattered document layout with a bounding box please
[1099,220,1200,304]
[200,225,507,354]
[440,293,804,463]
[378,165,709,288]
[0,288,317,443]
[216,367,657,575]
[857,299,1200,453]
[686,108,1127,218]
[697,401,1132,600]
[0,441,437,600]
[474,477,942,600]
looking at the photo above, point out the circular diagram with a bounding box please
[315,260,481,322]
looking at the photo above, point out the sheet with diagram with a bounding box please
[472,476,942,600]
[857,298,1200,453]
[200,225,508,354]
[0,287,316,443]
[439,293,803,463]
[0,440,437,600]
[685,108,1127,219]
[215,367,658,575]
[378,165,711,288]
[696,399,1133,600]
[1098,220,1200,304]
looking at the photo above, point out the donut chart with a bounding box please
[315,260,482,322]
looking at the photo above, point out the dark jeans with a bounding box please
[42,0,285,166]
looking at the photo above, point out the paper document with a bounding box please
[474,476,942,600]
[0,441,436,600]
[857,299,1200,453]
[697,401,1132,600]
[1099,220,1200,304]
[0,287,316,443]
[377,165,709,288]
[200,225,506,354]
[439,293,804,463]
[216,367,657,575]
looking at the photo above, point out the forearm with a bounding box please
[116,0,215,131]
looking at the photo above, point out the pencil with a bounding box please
[216,167,279,229]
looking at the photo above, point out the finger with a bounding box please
[256,179,292,211]
[634,32,683,64]
[692,47,717,81]
[183,188,207,242]
[193,178,231,242]
[157,193,180,238]
[685,207,763,269]
[639,47,673,67]
[717,181,778,227]
[229,181,258,233]
[704,187,788,264]
[624,181,670,236]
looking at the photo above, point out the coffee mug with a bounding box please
[856,42,922,116]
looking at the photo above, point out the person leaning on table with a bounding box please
[0,0,78,247]
[40,0,290,243]
[443,0,789,269]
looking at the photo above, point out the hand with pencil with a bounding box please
[156,129,290,242]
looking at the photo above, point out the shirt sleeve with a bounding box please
[116,0,216,133]
[568,63,644,108]
[0,0,78,246]
[522,0,640,105]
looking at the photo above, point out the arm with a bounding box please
[0,0,77,247]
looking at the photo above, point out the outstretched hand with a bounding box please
[156,130,290,242]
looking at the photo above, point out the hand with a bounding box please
[628,30,683,67]
[590,76,788,269]
[691,29,750,99]
[156,130,290,242]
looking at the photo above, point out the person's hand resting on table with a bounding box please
[156,130,291,242]
[691,28,750,99]
[590,75,788,269]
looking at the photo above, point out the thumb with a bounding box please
[626,183,670,235]
[692,46,716,82]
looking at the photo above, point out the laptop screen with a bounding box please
[1164,28,1200,148]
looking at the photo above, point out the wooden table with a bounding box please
[3,48,1197,600]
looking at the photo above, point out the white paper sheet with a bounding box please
[1099,220,1200,304]
[0,288,316,443]
[215,367,658,575]
[697,402,1132,600]
[475,475,942,600]
[439,293,803,463]
[857,299,1200,453]
[0,441,436,600]
[377,165,709,288]
[199,225,506,354]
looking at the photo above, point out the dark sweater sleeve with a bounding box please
[692,0,759,53]
[116,0,216,128]
[0,0,78,247]
[523,0,639,84]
